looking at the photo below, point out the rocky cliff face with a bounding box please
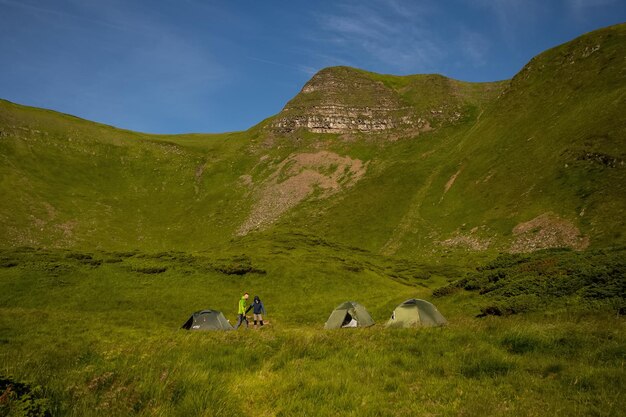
[270,67,430,135]
[271,105,427,134]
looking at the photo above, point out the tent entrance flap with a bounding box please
[324,301,374,329]
[181,309,234,331]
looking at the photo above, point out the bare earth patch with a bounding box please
[509,212,589,253]
[239,174,254,188]
[237,151,367,235]
[444,168,462,194]
[194,162,206,180]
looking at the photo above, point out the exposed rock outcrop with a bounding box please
[270,67,429,135]
[272,105,430,134]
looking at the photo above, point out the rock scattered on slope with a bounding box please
[510,212,589,253]
[237,151,367,235]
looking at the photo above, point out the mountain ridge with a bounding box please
[1,23,624,258]
[267,66,505,137]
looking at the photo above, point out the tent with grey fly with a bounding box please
[181,310,234,331]
[386,299,447,328]
[324,301,375,329]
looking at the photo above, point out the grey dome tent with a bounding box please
[386,299,447,328]
[181,310,234,331]
[324,301,375,329]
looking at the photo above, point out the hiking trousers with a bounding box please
[235,314,248,329]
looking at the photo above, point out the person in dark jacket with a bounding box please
[251,295,266,329]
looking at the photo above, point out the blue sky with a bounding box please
[1,0,624,134]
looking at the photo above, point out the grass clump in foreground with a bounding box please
[1,246,625,416]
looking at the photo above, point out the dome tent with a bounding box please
[181,310,234,331]
[386,299,447,328]
[324,301,375,329]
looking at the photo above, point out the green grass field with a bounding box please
[1,244,624,416]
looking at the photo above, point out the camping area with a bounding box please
[1,1,625,416]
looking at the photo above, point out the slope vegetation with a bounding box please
[0,24,624,257]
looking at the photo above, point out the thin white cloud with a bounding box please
[311,0,444,73]
[568,0,617,18]
[245,55,319,77]
[297,65,319,77]
[0,0,138,33]
[569,0,617,9]
[459,29,491,67]
[289,49,353,75]
[469,0,544,42]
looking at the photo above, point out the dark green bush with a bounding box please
[435,247,626,315]
[65,253,93,261]
[104,257,123,264]
[477,253,530,271]
[213,255,266,275]
[111,250,139,258]
[131,266,167,274]
[0,377,52,417]
[432,285,459,297]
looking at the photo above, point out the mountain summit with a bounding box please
[269,66,503,136]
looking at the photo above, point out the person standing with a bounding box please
[235,292,250,329]
[251,295,266,329]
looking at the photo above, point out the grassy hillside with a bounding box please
[0,99,256,250]
[1,24,625,417]
[432,23,626,250]
[3,27,624,256]
[278,24,626,256]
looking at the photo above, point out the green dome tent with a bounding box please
[324,301,375,329]
[181,310,234,331]
[386,299,447,328]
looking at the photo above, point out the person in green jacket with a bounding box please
[235,292,250,329]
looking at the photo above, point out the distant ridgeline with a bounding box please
[0,24,625,256]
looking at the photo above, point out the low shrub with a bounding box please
[111,250,139,258]
[0,376,52,417]
[131,266,167,274]
[213,255,266,275]
[65,253,92,261]
[104,257,123,264]
[432,285,459,297]
[435,247,626,315]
